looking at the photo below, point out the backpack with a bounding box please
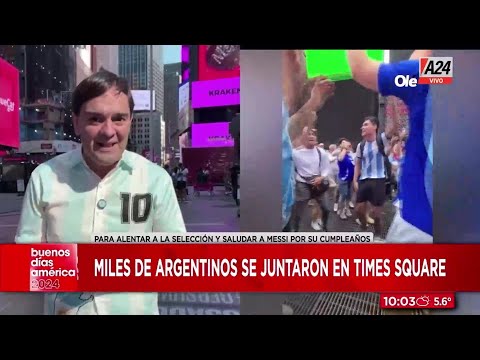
[359,133,393,186]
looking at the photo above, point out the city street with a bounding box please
[0,186,240,315]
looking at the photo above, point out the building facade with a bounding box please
[75,45,92,85]
[0,45,80,144]
[164,62,181,165]
[93,45,118,74]
[119,45,164,161]
[130,111,162,159]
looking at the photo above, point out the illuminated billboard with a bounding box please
[0,57,20,149]
[181,45,190,83]
[178,82,190,131]
[192,122,234,148]
[198,45,240,81]
[191,77,240,109]
[132,90,156,111]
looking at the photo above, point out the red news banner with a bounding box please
[0,243,478,297]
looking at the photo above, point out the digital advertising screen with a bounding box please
[178,82,190,131]
[191,77,240,109]
[198,45,240,81]
[181,45,190,83]
[191,122,234,148]
[0,57,20,149]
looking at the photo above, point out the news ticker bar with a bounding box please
[0,239,480,293]
[91,232,375,243]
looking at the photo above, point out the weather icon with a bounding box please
[416,295,430,307]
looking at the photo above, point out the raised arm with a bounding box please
[347,50,382,92]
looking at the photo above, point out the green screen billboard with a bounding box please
[305,50,385,81]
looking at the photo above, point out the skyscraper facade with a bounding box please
[163,62,181,164]
[119,45,164,159]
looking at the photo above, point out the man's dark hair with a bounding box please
[72,70,135,116]
[337,137,349,146]
[364,116,379,130]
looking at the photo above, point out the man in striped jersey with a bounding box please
[353,116,391,240]
[15,70,186,314]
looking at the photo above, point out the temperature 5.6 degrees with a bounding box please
[434,296,452,307]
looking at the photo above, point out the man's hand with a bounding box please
[390,136,400,146]
[303,76,335,112]
[311,176,324,187]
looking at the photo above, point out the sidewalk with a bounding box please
[159,186,240,315]
[0,194,24,244]
[181,186,239,232]
[0,193,24,214]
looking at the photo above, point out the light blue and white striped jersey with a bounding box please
[356,132,389,180]
[15,148,186,315]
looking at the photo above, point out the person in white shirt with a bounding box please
[291,128,331,232]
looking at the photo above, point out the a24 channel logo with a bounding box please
[394,57,453,87]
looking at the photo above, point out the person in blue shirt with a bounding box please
[282,50,335,231]
[347,50,432,243]
[336,138,355,220]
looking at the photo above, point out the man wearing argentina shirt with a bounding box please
[347,50,433,244]
[15,70,186,315]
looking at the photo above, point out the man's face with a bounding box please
[361,120,377,137]
[73,87,132,169]
[329,144,336,153]
[307,130,318,146]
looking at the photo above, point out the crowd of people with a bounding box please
[296,117,407,240]
[162,162,240,211]
[281,49,433,315]
[282,49,433,244]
